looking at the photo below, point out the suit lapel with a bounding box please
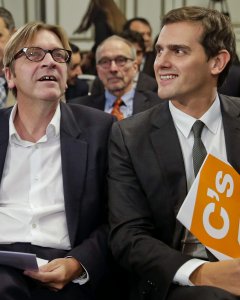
[150,103,187,247]
[60,103,88,246]
[220,95,240,173]
[0,109,10,183]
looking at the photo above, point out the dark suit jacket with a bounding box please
[65,78,89,101]
[108,94,240,300]
[218,64,240,97]
[69,90,162,116]
[0,102,114,289]
[142,50,156,78]
[90,72,158,95]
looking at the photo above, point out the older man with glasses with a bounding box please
[0,21,114,300]
[70,35,162,120]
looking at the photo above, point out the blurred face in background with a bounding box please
[67,51,83,85]
[130,20,153,52]
[132,42,144,69]
[96,39,138,97]
[0,17,13,73]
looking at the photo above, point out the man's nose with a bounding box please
[109,60,118,71]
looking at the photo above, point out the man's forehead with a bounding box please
[130,21,151,32]
[158,22,203,44]
[100,41,131,56]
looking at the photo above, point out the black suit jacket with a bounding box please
[65,78,89,101]
[108,95,240,300]
[90,72,158,95]
[136,72,158,93]
[0,102,114,289]
[218,64,240,97]
[69,90,162,116]
[142,51,156,78]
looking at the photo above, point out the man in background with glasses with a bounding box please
[70,35,161,120]
[0,21,114,300]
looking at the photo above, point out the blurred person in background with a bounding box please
[123,17,155,77]
[74,0,126,75]
[65,42,89,101]
[0,6,16,107]
[70,35,162,119]
[91,30,158,95]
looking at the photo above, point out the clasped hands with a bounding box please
[24,257,83,291]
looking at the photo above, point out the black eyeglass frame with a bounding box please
[97,55,134,69]
[12,47,72,64]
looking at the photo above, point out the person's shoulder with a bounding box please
[66,102,113,122]
[220,93,240,104]
[136,89,163,103]
[0,106,13,117]
[119,102,165,128]
[111,103,165,143]
[68,93,103,105]
[69,94,93,105]
[137,72,158,92]
[219,94,240,113]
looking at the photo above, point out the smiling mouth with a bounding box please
[160,75,178,80]
[39,76,57,81]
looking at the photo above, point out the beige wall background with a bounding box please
[1,0,240,55]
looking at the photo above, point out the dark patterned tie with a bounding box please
[111,98,124,120]
[192,120,207,176]
[182,120,209,259]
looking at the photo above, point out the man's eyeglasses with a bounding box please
[12,47,72,64]
[97,56,134,69]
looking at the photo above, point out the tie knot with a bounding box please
[114,98,123,107]
[192,120,205,138]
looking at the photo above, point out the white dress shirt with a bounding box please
[0,104,71,249]
[169,95,227,286]
[0,103,89,284]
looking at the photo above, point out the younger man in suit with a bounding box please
[70,35,161,120]
[65,42,89,101]
[108,6,240,300]
[0,21,114,299]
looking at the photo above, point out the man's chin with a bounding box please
[109,87,125,95]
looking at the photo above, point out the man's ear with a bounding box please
[210,50,230,75]
[4,67,16,89]
[132,60,138,76]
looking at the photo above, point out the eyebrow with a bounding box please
[169,44,191,51]
[155,43,191,52]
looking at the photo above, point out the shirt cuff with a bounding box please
[65,256,89,285]
[72,265,89,285]
[173,258,208,286]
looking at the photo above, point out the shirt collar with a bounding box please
[169,94,221,138]
[9,103,61,145]
[104,88,135,110]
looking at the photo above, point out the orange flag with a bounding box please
[178,154,240,259]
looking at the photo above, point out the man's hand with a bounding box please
[190,259,240,295]
[24,257,83,291]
